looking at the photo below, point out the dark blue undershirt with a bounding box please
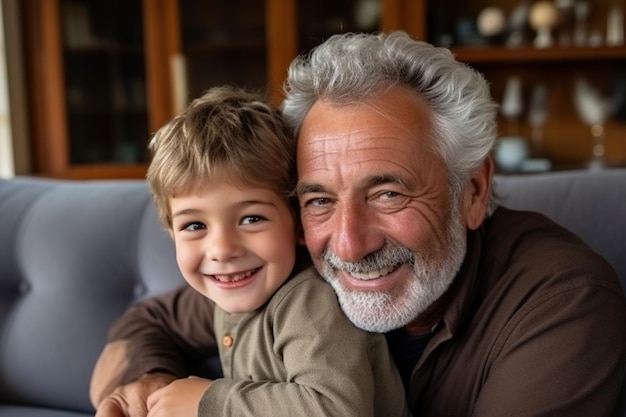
[386,329,434,392]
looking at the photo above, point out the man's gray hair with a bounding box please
[281,31,498,208]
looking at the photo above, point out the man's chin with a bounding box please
[325,277,416,333]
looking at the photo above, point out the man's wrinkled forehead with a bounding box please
[297,93,434,158]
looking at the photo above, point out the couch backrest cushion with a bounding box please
[0,169,624,413]
[493,168,626,287]
[0,178,184,413]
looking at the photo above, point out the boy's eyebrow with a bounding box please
[171,200,279,218]
[171,208,202,218]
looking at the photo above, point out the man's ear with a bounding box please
[463,156,494,231]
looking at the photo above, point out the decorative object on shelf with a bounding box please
[587,30,605,47]
[555,0,575,46]
[354,0,380,31]
[428,3,455,47]
[507,0,531,47]
[455,17,485,46]
[606,2,624,46]
[573,1,590,46]
[501,76,524,136]
[62,1,101,48]
[573,77,613,169]
[529,1,560,48]
[477,6,507,43]
[497,76,530,173]
[528,84,549,156]
[494,136,529,172]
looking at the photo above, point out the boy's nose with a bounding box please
[206,228,244,262]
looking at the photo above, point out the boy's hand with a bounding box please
[147,376,212,417]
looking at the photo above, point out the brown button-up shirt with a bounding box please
[408,207,626,416]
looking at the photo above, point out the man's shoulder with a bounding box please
[483,206,621,295]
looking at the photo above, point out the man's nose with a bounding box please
[331,202,383,262]
[206,228,244,262]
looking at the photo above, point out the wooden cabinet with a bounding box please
[21,0,298,178]
[20,0,626,178]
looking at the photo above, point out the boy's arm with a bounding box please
[90,285,218,408]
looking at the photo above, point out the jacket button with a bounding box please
[222,335,234,347]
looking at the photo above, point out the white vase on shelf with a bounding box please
[573,77,613,169]
[528,84,549,156]
[501,76,524,137]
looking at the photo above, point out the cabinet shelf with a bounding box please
[451,45,626,64]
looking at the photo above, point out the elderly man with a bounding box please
[92,31,626,417]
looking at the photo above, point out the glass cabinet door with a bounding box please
[176,0,268,106]
[61,0,149,165]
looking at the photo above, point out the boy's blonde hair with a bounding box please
[147,85,296,228]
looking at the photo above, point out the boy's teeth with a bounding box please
[350,266,394,280]
[213,269,255,282]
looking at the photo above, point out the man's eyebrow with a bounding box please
[363,173,405,187]
[295,174,406,197]
[295,183,326,196]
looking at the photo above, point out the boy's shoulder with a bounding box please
[287,265,325,285]
[269,266,337,310]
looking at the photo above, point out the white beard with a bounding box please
[317,203,467,333]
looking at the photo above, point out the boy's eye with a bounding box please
[182,222,206,231]
[241,215,265,225]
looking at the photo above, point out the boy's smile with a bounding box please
[208,267,260,284]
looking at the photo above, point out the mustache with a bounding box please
[321,244,415,273]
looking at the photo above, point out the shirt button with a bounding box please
[222,335,234,347]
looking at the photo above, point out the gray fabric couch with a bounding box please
[1,169,625,417]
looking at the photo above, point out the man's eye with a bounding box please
[241,215,265,225]
[182,222,205,231]
[303,197,331,207]
[380,191,400,199]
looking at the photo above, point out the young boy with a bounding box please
[142,86,409,417]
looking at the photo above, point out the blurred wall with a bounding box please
[0,0,29,178]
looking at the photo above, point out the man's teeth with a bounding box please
[350,266,394,280]
[213,269,256,283]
